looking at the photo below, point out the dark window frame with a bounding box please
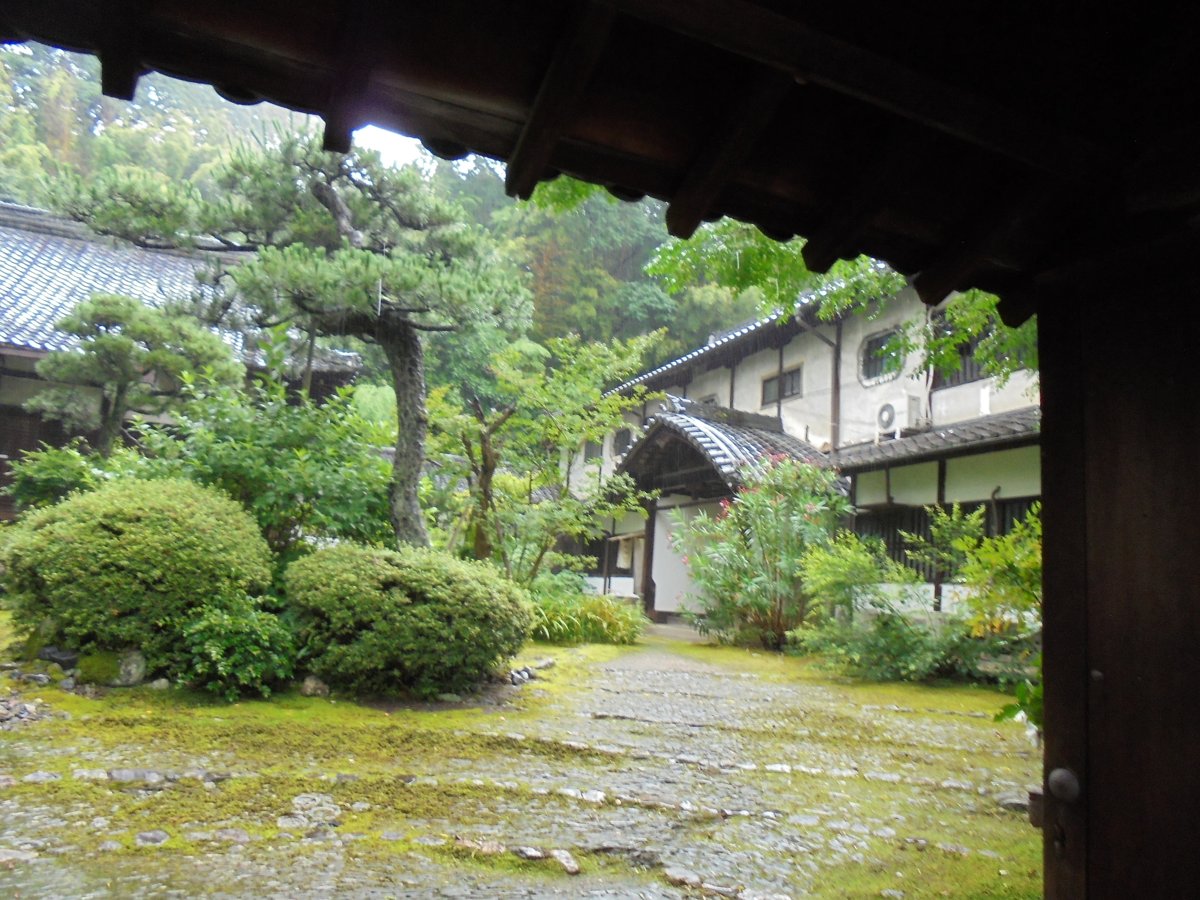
[761,365,803,406]
[860,329,903,384]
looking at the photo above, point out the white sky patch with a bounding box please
[354,125,427,169]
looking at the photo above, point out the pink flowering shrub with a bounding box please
[669,457,850,649]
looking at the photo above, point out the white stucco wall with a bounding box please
[932,370,1039,423]
[651,497,720,615]
[945,445,1041,502]
[854,445,1040,507]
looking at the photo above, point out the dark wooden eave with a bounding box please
[7,1,1200,323]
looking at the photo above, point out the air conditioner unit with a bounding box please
[876,402,904,438]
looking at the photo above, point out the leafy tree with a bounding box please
[25,294,243,456]
[132,372,394,561]
[56,132,531,546]
[427,332,660,583]
[670,457,852,649]
[647,217,1034,383]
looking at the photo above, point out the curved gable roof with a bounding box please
[618,400,828,496]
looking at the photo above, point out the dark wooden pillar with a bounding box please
[1040,278,1200,898]
[640,498,657,617]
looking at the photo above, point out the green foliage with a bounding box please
[181,597,296,701]
[801,530,919,618]
[671,458,852,649]
[1,478,273,675]
[996,654,1044,731]
[647,218,1034,383]
[427,332,660,584]
[133,372,394,559]
[900,502,986,582]
[76,651,122,685]
[791,607,986,682]
[25,293,243,455]
[285,543,532,697]
[3,439,110,511]
[959,503,1042,631]
[527,574,648,645]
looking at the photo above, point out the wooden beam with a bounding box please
[505,2,615,200]
[801,127,932,273]
[605,0,1114,181]
[323,2,377,153]
[913,185,1070,305]
[665,67,793,238]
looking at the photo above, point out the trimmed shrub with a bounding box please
[182,597,296,701]
[529,575,647,644]
[1,478,273,674]
[286,543,532,697]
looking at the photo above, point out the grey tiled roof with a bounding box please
[653,411,827,486]
[621,399,830,493]
[0,203,217,353]
[832,406,1041,471]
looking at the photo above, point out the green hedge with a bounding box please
[286,543,531,697]
[1,478,273,674]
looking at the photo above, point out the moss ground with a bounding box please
[0,616,1041,897]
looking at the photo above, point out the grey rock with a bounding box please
[97,841,123,852]
[582,789,607,804]
[351,801,372,812]
[276,815,307,830]
[113,650,146,687]
[73,769,109,781]
[0,848,38,863]
[664,867,701,888]
[135,829,170,846]
[214,828,251,844]
[147,677,170,691]
[0,774,16,789]
[435,693,462,703]
[59,677,76,691]
[549,848,580,875]
[380,831,405,841]
[533,658,556,670]
[996,791,1030,813]
[514,846,545,860]
[24,673,51,685]
[38,646,79,668]
[300,675,330,697]
[414,835,446,847]
[22,770,61,783]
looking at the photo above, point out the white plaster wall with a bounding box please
[835,289,931,446]
[0,353,49,406]
[855,447,1040,507]
[686,365,730,404]
[944,445,1041,502]
[652,497,720,614]
[931,370,1039,424]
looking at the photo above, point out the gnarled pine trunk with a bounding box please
[382,320,431,547]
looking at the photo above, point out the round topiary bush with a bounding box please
[286,543,532,697]
[1,478,273,674]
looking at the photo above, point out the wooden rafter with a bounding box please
[505,2,615,200]
[801,127,932,274]
[664,67,793,238]
[913,185,1071,306]
[604,0,1114,181]
[323,2,376,153]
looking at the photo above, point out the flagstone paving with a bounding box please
[0,629,1041,897]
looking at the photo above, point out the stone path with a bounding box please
[0,636,1040,898]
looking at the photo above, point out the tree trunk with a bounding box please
[96,384,126,457]
[383,320,431,547]
[473,426,497,560]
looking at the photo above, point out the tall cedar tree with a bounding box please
[57,133,529,545]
